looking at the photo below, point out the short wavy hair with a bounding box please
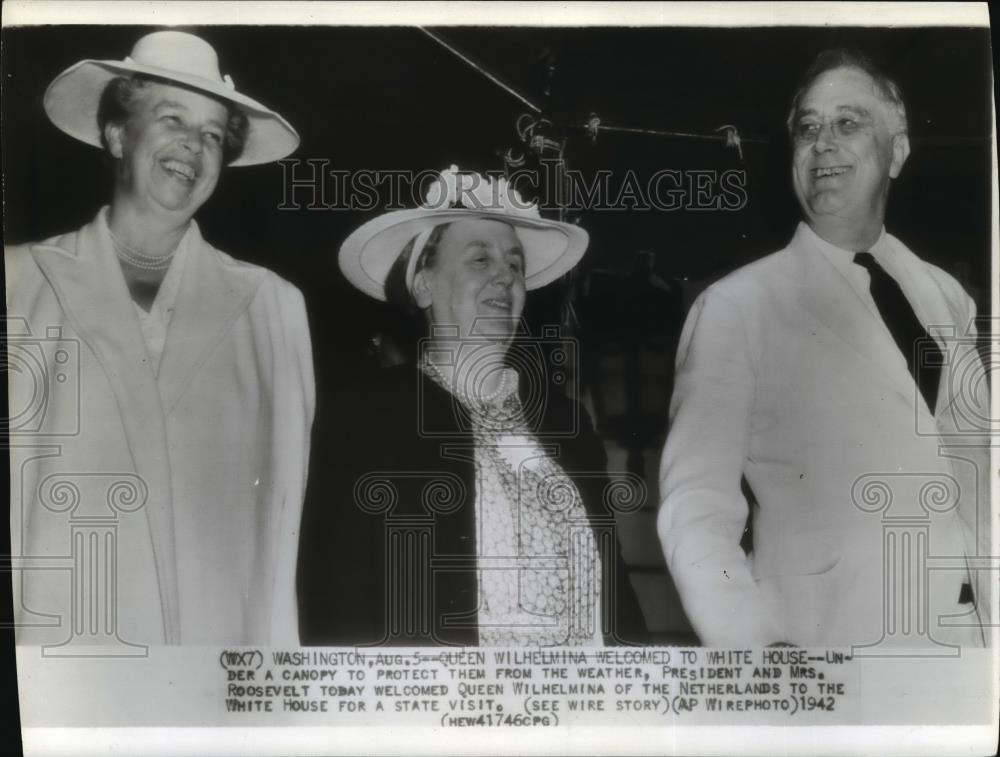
[384,223,451,312]
[786,48,908,137]
[97,74,249,164]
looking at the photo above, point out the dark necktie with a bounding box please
[853,252,943,412]
[854,253,970,606]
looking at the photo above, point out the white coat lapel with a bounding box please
[792,226,922,408]
[155,223,264,417]
[880,234,965,417]
[29,210,182,643]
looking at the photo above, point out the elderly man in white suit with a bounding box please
[658,49,991,648]
[7,31,314,646]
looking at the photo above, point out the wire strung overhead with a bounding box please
[416,27,543,113]
[416,27,764,161]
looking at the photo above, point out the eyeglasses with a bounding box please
[791,116,871,145]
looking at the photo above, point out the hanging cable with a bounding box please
[417,27,542,113]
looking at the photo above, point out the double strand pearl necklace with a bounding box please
[108,225,176,272]
[422,356,512,407]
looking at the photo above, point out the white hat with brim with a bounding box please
[43,31,299,166]
[339,206,590,302]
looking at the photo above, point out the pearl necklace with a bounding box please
[108,226,176,272]
[421,357,512,406]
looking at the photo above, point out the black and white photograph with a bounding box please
[3,2,997,755]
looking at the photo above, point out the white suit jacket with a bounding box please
[658,223,991,647]
[7,209,315,646]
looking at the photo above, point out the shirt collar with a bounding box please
[796,221,892,272]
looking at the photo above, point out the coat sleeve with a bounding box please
[265,275,316,646]
[297,366,391,646]
[6,244,27,635]
[942,282,993,636]
[657,288,784,646]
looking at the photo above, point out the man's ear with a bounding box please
[104,122,125,160]
[889,132,910,179]
[412,269,433,309]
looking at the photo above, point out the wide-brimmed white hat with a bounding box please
[339,165,589,301]
[43,30,299,166]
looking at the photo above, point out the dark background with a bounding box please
[3,25,994,645]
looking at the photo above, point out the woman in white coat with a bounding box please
[7,31,314,647]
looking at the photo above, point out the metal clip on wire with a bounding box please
[503,148,526,169]
[715,124,744,162]
[587,113,601,144]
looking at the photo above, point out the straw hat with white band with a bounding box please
[43,30,299,166]
[339,165,590,301]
